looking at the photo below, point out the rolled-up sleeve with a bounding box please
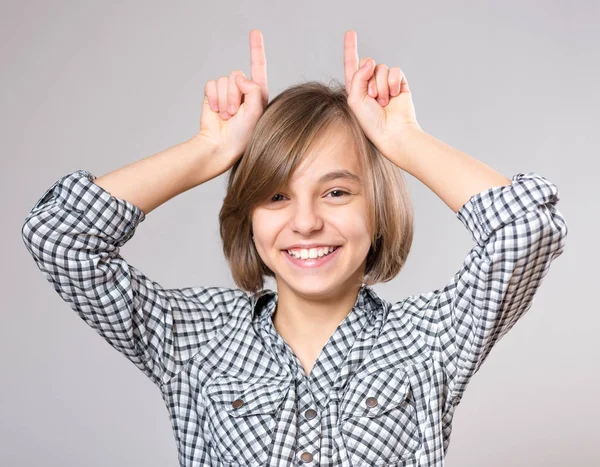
[431,172,568,408]
[21,169,241,388]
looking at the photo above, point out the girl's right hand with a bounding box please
[195,29,269,176]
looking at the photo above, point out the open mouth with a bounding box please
[282,246,341,268]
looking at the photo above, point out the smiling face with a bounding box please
[251,123,373,300]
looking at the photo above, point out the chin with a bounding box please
[279,274,346,296]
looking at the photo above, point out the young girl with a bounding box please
[21,30,567,466]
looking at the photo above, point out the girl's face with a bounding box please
[251,125,372,300]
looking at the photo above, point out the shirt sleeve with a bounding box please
[430,172,568,409]
[21,169,243,388]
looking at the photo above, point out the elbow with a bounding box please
[21,211,56,263]
[21,215,38,258]
[550,207,568,259]
[530,204,568,261]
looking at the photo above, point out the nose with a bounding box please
[288,198,324,236]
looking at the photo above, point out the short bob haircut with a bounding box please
[219,80,414,293]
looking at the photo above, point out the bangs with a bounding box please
[232,94,357,208]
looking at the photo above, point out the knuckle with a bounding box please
[244,80,258,91]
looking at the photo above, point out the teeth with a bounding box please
[287,246,338,260]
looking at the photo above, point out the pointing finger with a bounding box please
[344,30,359,94]
[249,29,268,107]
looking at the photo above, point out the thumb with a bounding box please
[236,73,264,113]
[350,58,374,99]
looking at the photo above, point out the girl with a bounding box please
[21,30,567,466]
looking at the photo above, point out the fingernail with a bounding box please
[228,105,236,114]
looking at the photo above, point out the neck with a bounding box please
[272,280,363,345]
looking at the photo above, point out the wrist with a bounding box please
[183,133,223,185]
[380,123,425,170]
[187,132,221,159]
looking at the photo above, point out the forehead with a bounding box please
[289,123,362,184]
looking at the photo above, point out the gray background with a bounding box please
[2,0,598,465]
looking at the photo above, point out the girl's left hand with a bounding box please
[344,30,422,163]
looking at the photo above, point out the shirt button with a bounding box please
[365,397,378,408]
[232,398,244,409]
[300,452,313,462]
[304,408,317,420]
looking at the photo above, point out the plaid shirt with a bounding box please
[21,169,567,466]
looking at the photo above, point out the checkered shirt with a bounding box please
[21,169,568,466]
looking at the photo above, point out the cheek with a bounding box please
[251,211,279,240]
[336,212,370,240]
[253,223,282,247]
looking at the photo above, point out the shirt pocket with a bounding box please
[338,367,422,467]
[204,376,290,466]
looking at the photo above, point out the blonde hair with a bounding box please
[219,81,414,293]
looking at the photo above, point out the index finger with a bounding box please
[249,29,268,106]
[344,30,359,94]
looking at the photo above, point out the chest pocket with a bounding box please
[338,368,422,467]
[204,376,290,466]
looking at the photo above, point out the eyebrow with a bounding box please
[317,170,362,184]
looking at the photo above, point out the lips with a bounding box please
[283,245,341,251]
[283,245,342,268]
[284,245,339,258]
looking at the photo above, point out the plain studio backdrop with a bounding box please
[2,1,597,465]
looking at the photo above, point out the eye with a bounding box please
[268,190,350,203]
[270,193,287,203]
[327,189,350,198]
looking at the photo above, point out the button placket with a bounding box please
[298,403,320,462]
[296,377,320,465]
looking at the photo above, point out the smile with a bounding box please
[282,246,341,269]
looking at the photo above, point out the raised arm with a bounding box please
[343,30,568,411]
[343,29,512,212]
[406,172,568,411]
[93,29,268,215]
[21,30,269,388]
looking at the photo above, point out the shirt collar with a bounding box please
[249,284,385,323]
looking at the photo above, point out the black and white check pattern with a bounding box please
[21,169,568,466]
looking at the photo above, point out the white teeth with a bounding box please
[287,246,338,260]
